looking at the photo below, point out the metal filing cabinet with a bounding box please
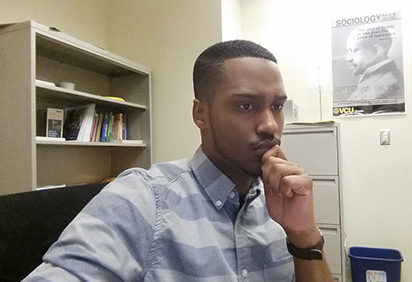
[281,123,345,282]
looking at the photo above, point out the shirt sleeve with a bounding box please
[22,168,158,282]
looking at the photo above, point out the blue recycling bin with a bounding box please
[348,246,403,282]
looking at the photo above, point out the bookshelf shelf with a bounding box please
[36,83,147,110]
[36,137,146,147]
[0,21,152,194]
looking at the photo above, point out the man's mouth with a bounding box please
[349,64,358,71]
[251,138,280,153]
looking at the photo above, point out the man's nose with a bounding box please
[256,109,279,136]
[346,52,353,62]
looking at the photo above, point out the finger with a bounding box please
[262,145,288,163]
[261,147,289,184]
[262,160,307,195]
[262,162,295,193]
[280,175,313,197]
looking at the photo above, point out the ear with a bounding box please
[192,99,208,130]
[374,44,386,56]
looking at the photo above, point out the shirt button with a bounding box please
[215,200,223,207]
[242,269,248,278]
[229,191,235,199]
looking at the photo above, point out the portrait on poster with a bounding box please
[331,11,405,117]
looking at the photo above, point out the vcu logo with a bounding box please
[334,107,354,115]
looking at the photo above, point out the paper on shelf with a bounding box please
[110,139,144,145]
[36,136,66,142]
[36,79,55,87]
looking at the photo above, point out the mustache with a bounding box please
[250,135,281,150]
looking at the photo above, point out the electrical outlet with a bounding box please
[380,129,390,145]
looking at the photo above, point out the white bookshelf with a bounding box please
[0,21,152,194]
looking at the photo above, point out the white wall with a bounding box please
[240,0,412,280]
[221,0,242,40]
[105,0,222,163]
[0,0,108,49]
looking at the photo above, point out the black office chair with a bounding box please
[0,182,108,281]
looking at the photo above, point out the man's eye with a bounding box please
[240,103,253,110]
[272,104,284,111]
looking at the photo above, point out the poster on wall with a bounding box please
[331,11,405,117]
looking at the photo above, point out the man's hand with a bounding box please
[261,145,319,247]
[262,144,334,281]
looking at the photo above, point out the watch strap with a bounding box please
[286,230,324,260]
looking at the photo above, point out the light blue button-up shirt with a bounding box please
[24,148,294,281]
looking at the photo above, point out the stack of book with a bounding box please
[93,111,128,142]
[63,104,128,142]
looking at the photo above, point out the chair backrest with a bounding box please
[0,182,107,281]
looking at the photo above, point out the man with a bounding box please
[346,25,404,101]
[24,40,333,281]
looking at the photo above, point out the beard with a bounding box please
[207,109,282,179]
[210,125,271,178]
[215,141,263,178]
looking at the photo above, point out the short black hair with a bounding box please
[193,40,277,100]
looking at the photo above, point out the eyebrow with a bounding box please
[232,92,288,102]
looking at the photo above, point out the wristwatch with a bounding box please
[286,230,324,260]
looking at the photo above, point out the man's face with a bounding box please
[346,32,377,76]
[200,57,287,178]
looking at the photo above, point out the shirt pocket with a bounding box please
[263,245,295,281]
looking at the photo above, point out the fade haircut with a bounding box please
[193,40,277,100]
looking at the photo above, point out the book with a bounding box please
[110,113,123,142]
[94,112,104,142]
[100,112,110,142]
[77,104,96,142]
[90,112,99,142]
[63,105,88,141]
[63,104,96,141]
[106,112,114,142]
[46,108,64,138]
[122,113,128,140]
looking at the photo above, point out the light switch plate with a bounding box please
[380,129,390,145]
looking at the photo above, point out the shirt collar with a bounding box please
[189,147,262,210]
